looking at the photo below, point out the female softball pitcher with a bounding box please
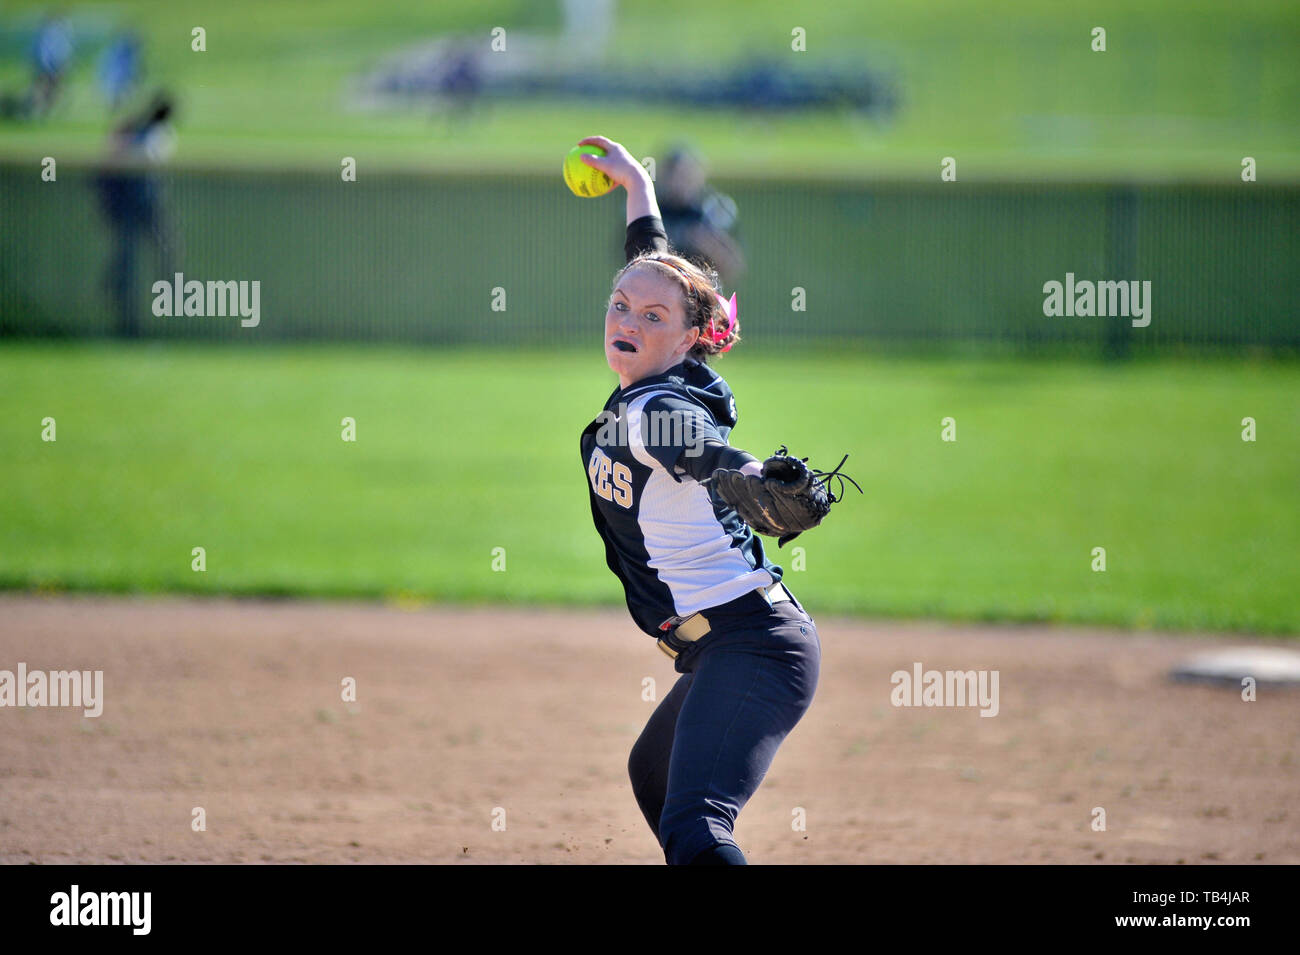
[576,136,856,865]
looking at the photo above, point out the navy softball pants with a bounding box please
[627,587,821,865]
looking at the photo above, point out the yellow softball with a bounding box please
[563,144,615,198]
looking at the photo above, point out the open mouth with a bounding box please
[611,339,638,353]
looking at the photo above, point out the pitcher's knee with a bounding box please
[627,742,655,800]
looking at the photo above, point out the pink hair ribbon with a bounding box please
[711,292,737,351]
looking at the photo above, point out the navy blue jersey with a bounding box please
[581,214,781,637]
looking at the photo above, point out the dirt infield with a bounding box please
[1,594,1296,864]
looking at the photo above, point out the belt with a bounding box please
[656,581,792,660]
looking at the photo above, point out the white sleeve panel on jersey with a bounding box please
[626,389,723,477]
[637,461,775,616]
[625,391,774,617]
[625,390,676,472]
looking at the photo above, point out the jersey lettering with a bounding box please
[588,446,633,509]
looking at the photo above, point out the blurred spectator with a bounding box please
[98,32,141,112]
[436,44,482,127]
[28,12,74,118]
[93,91,181,338]
[656,145,746,287]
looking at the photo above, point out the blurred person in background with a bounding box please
[93,91,180,338]
[656,145,746,288]
[98,31,141,112]
[27,11,74,118]
[435,42,482,129]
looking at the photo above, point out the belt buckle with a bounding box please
[659,614,686,632]
[656,610,705,659]
[656,615,684,660]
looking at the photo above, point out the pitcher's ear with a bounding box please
[676,326,698,358]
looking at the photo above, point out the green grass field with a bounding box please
[1,0,1297,179]
[3,343,1297,634]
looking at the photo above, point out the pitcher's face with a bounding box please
[605,265,699,387]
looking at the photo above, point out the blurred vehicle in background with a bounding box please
[360,39,897,120]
